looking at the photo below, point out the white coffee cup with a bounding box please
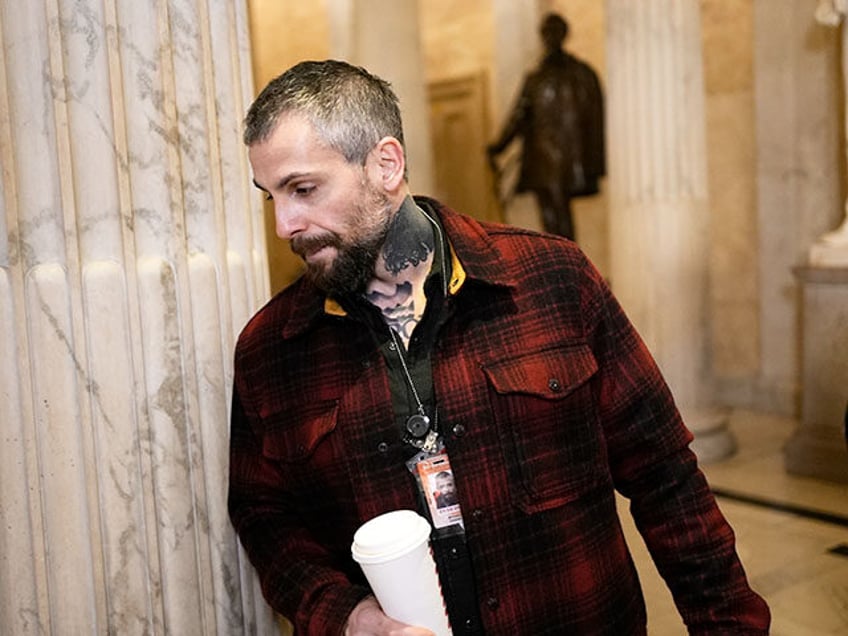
[351,510,452,636]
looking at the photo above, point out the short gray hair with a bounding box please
[244,59,406,174]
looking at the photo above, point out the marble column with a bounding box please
[327,0,436,195]
[0,1,275,634]
[606,0,735,462]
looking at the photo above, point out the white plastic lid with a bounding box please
[351,510,432,565]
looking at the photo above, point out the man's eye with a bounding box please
[294,185,315,197]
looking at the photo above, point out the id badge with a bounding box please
[416,453,464,530]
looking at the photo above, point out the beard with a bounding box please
[291,185,393,296]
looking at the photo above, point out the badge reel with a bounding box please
[404,410,439,454]
[387,327,442,455]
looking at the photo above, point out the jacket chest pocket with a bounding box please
[259,399,368,551]
[483,344,609,513]
[260,400,341,497]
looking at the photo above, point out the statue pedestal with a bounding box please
[785,265,848,483]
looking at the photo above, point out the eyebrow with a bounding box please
[253,172,310,193]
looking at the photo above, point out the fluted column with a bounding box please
[327,0,435,194]
[0,1,274,634]
[606,0,735,462]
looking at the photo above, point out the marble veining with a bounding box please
[1,1,270,633]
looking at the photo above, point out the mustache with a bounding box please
[290,233,343,258]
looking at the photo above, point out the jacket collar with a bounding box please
[420,196,518,290]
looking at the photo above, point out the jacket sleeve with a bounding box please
[580,256,770,634]
[227,386,371,635]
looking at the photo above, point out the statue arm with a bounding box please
[488,82,530,156]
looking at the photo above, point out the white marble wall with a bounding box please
[0,1,274,633]
[752,0,843,415]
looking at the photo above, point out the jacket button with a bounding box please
[548,377,562,392]
[486,596,499,610]
[464,618,475,631]
[471,508,484,521]
[452,424,466,437]
[377,442,389,453]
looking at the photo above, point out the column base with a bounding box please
[684,407,737,464]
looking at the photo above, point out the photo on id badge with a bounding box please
[418,454,464,529]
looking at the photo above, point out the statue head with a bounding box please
[540,13,570,52]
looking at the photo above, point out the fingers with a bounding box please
[344,596,436,636]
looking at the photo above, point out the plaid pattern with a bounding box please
[228,198,770,635]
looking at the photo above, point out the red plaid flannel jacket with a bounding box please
[228,197,770,635]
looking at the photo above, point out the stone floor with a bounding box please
[619,409,848,635]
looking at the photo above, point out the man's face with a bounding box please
[249,113,393,294]
[436,474,455,497]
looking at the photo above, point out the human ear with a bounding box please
[371,136,406,191]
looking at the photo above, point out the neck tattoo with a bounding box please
[365,202,437,346]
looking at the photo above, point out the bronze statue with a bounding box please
[488,13,605,241]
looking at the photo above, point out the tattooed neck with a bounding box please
[365,198,436,347]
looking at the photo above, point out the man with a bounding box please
[487,12,605,241]
[228,60,770,635]
[433,471,458,508]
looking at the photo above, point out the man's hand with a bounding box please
[344,596,436,636]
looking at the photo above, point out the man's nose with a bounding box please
[274,201,306,239]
